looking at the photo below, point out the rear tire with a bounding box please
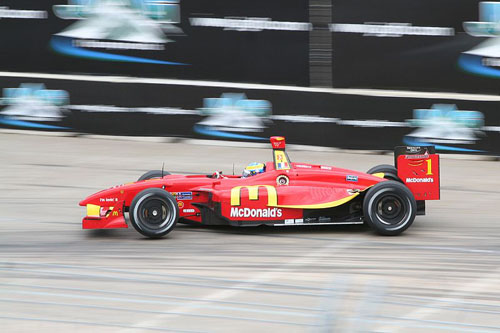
[129,188,178,238]
[363,181,416,236]
[366,164,401,182]
[138,170,170,181]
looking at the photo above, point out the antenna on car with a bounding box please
[161,162,165,178]
[232,163,235,175]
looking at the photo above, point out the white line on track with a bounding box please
[375,267,500,332]
[121,237,362,332]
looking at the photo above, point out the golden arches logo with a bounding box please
[230,185,278,206]
[408,159,424,167]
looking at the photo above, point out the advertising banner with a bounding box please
[331,0,500,93]
[4,1,500,93]
[1,76,499,155]
[0,0,309,85]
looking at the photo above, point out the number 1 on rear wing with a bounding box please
[395,146,440,201]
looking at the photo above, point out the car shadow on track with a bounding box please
[84,223,373,240]
[175,223,371,237]
[86,229,127,238]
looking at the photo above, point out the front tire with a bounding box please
[129,188,179,238]
[138,170,170,181]
[363,181,416,236]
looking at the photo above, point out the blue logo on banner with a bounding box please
[194,93,272,141]
[461,2,500,77]
[51,0,188,65]
[404,104,484,153]
[0,83,70,130]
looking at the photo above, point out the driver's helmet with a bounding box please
[242,162,265,177]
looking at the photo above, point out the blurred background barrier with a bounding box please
[0,0,309,85]
[1,0,500,155]
[1,74,499,154]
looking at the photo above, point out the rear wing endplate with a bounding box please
[395,146,440,200]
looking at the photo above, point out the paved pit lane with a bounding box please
[1,131,500,332]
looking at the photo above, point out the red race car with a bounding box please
[79,136,440,238]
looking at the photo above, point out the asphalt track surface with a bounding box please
[1,131,500,332]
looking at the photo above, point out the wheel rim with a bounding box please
[135,195,176,233]
[374,194,407,226]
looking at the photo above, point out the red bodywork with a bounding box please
[79,137,440,229]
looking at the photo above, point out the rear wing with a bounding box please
[395,146,440,200]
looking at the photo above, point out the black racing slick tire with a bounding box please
[366,164,401,182]
[363,181,416,236]
[137,170,170,181]
[129,188,179,238]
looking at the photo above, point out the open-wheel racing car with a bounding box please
[80,136,440,238]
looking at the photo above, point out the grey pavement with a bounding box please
[1,132,500,332]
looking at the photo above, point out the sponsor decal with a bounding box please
[284,219,294,224]
[330,23,453,37]
[320,166,332,170]
[347,189,360,195]
[194,93,271,141]
[482,58,500,67]
[177,201,184,208]
[230,207,282,218]
[406,146,422,154]
[271,115,406,128]
[0,7,47,19]
[0,83,69,130]
[295,164,312,168]
[97,206,117,217]
[346,175,358,182]
[67,104,198,115]
[271,136,286,149]
[190,17,312,32]
[277,162,287,169]
[51,0,186,65]
[295,218,304,223]
[405,158,434,175]
[274,150,290,170]
[405,154,429,159]
[73,39,164,50]
[174,192,193,200]
[406,178,434,183]
[100,206,109,216]
[230,185,277,207]
[404,104,484,152]
[183,208,195,213]
[99,198,118,202]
